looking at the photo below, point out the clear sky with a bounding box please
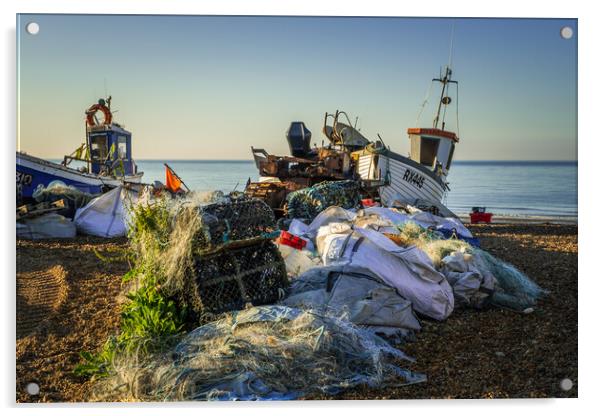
[17,15,577,160]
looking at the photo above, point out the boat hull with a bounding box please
[16,152,143,199]
[357,151,446,206]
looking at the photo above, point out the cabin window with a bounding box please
[420,137,440,166]
[90,134,108,161]
[117,135,128,159]
[446,143,455,170]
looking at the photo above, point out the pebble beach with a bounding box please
[16,222,577,402]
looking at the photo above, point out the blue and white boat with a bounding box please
[16,98,144,200]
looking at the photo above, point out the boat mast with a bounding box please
[432,67,453,130]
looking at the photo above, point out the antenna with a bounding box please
[433,21,458,130]
[447,19,456,69]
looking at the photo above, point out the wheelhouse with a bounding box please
[86,124,136,176]
[408,127,458,176]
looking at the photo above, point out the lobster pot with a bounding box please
[195,196,277,251]
[185,241,289,316]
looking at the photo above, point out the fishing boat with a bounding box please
[246,64,460,217]
[246,112,373,216]
[355,65,459,208]
[16,97,144,200]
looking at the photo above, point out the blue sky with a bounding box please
[17,15,577,160]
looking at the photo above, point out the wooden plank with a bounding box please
[16,199,67,221]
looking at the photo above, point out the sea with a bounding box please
[133,160,577,219]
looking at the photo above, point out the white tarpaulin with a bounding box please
[74,186,135,237]
[317,224,454,320]
[16,213,76,239]
[440,251,496,308]
[277,244,322,277]
[296,206,474,242]
[283,265,421,342]
[362,207,474,239]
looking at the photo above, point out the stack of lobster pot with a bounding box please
[183,195,289,320]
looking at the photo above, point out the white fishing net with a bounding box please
[90,306,425,401]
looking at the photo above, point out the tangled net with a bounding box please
[476,250,547,310]
[286,180,361,221]
[127,191,288,318]
[90,305,425,401]
[395,221,546,310]
[126,192,207,296]
[32,181,97,218]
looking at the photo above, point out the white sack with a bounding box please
[288,219,309,236]
[441,251,495,308]
[328,274,421,331]
[305,206,356,238]
[74,186,134,237]
[362,207,473,239]
[361,207,410,227]
[277,244,321,277]
[316,222,352,255]
[17,213,76,239]
[283,265,421,342]
[318,226,454,320]
[409,211,474,238]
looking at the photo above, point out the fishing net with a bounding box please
[394,221,546,310]
[286,180,361,221]
[475,249,547,311]
[128,191,288,317]
[32,181,97,218]
[126,192,203,296]
[394,221,471,266]
[91,305,425,401]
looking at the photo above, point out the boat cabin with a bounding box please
[407,127,458,176]
[86,123,136,176]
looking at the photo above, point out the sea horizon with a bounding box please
[46,158,577,218]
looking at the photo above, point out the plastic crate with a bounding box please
[278,230,307,250]
[470,212,493,224]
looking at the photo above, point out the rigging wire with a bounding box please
[415,80,435,126]
[455,82,460,138]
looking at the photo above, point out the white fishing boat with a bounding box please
[355,65,460,208]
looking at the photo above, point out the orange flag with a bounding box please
[165,166,182,193]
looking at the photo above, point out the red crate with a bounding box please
[361,198,378,208]
[279,230,307,250]
[470,212,493,224]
